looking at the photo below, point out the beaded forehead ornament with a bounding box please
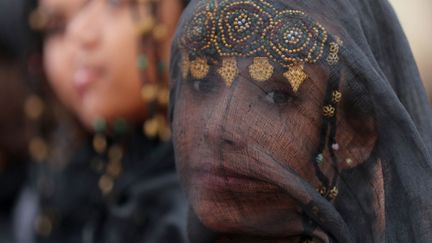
[179,0,342,91]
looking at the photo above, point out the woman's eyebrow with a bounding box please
[237,67,290,91]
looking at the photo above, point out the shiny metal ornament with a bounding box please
[217,58,238,87]
[323,105,336,117]
[283,64,308,92]
[140,84,158,102]
[249,57,274,82]
[190,57,210,79]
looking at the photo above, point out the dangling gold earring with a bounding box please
[135,2,171,141]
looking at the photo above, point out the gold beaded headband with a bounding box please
[179,0,343,92]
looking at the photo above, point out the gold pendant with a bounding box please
[326,42,340,65]
[190,57,210,80]
[283,64,307,92]
[332,90,342,103]
[217,58,238,87]
[140,84,158,102]
[323,105,336,117]
[249,57,274,82]
[29,137,49,162]
[328,186,339,200]
[143,117,159,138]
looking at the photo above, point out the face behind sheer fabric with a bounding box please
[40,0,152,128]
[171,0,381,241]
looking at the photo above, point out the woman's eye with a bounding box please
[265,91,293,105]
[44,21,66,36]
[190,79,217,94]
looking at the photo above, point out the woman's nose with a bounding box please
[203,84,248,151]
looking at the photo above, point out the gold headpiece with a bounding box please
[179,0,343,92]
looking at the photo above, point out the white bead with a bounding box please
[331,143,339,151]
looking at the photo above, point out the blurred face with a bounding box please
[172,55,377,237]
[41,0,147,128]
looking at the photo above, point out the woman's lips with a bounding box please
[194,166,281,193]
[73,66,103,96]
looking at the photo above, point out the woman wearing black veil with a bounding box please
[13,0,188,243]
[169,0,432,242]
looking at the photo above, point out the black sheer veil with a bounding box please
[169,0,432,242]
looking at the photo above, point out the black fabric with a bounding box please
[14,127,188,243]
[0,1,32,240]
[0,0,33,58]
[169,0,432,242]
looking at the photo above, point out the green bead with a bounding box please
[315,153,324,165]
[137,55,149,70]
[113,118,128,135]
[157,61,166,74]
[93,117,107,133]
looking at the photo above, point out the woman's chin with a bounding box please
[74,104,112,131]
[191,193,304,237]
[75,104,132,131]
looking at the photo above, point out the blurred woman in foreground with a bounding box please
[14,0,187,242]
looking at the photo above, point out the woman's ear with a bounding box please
[333,96,377,170]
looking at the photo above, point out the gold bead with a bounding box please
[93,134,107,154]
[143,117,159,138]
[29,137,48,162]
[25,95,44,120]
[140,84,158,102]
[98,175,114,195]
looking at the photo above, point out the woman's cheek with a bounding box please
[44,39,79,112]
